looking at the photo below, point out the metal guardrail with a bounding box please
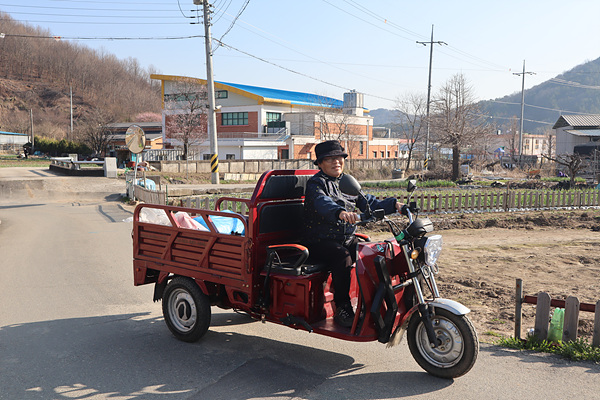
[50,157,104,170]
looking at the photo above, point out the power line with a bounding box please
[213,38,352,91]
[3,11,190,19]
[549,78,600,90]
[0,32,205,40]
[0,18,188,25]
[217,0,250,43]
[0,3,178,11]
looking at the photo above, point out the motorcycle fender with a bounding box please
[387,298,470,347]
[428,298,471,316]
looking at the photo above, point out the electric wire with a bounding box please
[217,0,250,43]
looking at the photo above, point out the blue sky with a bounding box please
[1,0,599,110]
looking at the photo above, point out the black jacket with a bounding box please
[302,171,397,244]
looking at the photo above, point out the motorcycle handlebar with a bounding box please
[356,214,376,226]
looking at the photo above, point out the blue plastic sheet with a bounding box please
[136,178,156,190]
[194,210,245,235]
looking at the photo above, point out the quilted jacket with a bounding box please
[302,170,397,244]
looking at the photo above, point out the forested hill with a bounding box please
[480,57,600,134]
[371,57,600,135]
[0,12,161,138]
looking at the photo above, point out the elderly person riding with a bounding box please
[302,140,402,328]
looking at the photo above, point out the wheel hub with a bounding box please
[169,289,197,332]
[417,316,464,367]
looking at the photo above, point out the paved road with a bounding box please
[1,168,599,400]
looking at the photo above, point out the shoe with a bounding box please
[334,303,355,328]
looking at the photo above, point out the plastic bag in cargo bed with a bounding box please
[172,211,209,231]
[194,210,245,235]
[139,207,172,226]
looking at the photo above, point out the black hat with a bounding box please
[313,140,348,165]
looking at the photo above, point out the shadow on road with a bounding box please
[0,313,453,399]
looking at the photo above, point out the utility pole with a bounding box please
[195,0,219,184]
[70,85,73,141]
[513,60,535,167]
[417,25,446,170]
[29,109,34,153]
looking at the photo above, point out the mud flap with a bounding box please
[153,279,167,302]
[370,255,398,343]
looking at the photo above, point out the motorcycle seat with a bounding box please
[264,254,328,276]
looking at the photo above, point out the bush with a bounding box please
[33,137,91,157]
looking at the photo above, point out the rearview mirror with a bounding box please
[407,179,417,193]
[339,174,362,196]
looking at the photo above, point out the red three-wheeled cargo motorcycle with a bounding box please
[132,169,478,379]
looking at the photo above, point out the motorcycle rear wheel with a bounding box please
[407,307,478,379]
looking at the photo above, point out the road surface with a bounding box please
[1,167,599,399]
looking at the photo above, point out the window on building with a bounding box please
[395,151,398,157]
[216,90,228,99]
[226,154,235,160]
[380,151,384,158]
[387,151,390,158]
[222,112,248,126]
[266,112,282,123]
[359,141,364,155]
[373,151,377,158]
[280,149,289,159]
[203,154,212,160]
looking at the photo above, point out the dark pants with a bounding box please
[304,237,358,307]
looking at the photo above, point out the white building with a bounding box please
[0,131,29,151]
[553,114,600,155]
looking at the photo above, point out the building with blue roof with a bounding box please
[151,74,400,162]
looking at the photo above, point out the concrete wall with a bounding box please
[155,158,409,174]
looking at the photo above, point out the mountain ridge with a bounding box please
[371,57,600,134]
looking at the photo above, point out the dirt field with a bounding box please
[366,208,600,343]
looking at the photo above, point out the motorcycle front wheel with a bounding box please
[407,307,478,379]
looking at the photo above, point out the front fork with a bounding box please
[401,242,441,348]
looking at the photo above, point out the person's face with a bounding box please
[318,155,345,178]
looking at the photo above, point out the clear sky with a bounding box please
[1,0,599,110]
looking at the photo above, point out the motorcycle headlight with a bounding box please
[423,234,443,267]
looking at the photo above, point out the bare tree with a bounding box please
[164,79,209,160]
[430,73,491,180]
[394,92,427,171]
[76,108,115,156]
[307,97,366,158]
[543,153,587,188]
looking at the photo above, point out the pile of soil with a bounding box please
[364,208,600,342]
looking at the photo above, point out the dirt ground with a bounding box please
[365,208,600,343]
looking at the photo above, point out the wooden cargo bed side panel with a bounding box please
[139,228,171,242]
[141,259,246,289]
[135,224,248,281]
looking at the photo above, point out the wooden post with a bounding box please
[515,278,523,340]
[534,292,551,340]
[563,296,580,342]
[593,300,600,347]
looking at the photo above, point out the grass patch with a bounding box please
[541,177,586,183]
[362,179,457,189]
[497,336,600,362]
[0,155,51,168]
[484,331,504,337]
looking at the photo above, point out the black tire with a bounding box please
[407,307,479,379]
[162,277,211,342]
